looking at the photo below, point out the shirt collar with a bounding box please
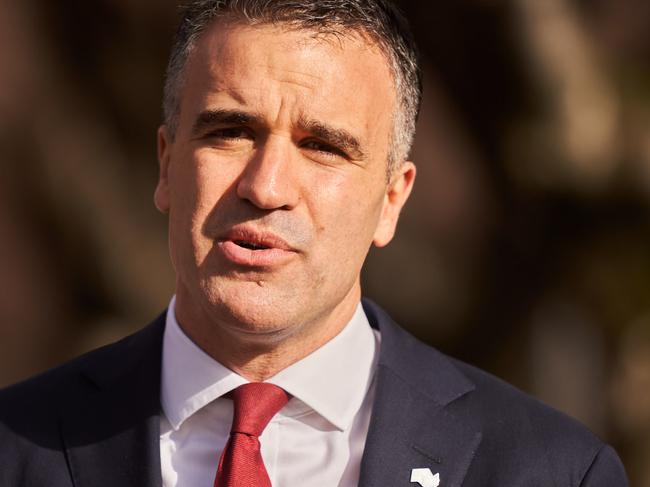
[160,296,378,432]
[266,303,378,431]
[160,296,247,430]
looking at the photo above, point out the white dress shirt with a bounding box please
[160,296,380,487]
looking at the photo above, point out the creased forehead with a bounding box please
[186,20,396,99]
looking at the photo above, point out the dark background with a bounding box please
[1,0,649,483]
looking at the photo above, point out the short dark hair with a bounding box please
[163,0,422,171]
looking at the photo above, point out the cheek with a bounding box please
[168,154,233,258]
[308,171,385,257]
[176,152,235,215]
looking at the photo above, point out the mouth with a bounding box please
[233,240,270,251]
[217,227,296,267]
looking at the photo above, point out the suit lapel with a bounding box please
[360,300,482,487]
[60,315,165,487]
[57,302,479,487]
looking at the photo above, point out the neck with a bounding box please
[173,287,360,381]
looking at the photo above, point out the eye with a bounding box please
[201,126,255,151]
[301,140,347,159]
[208,127,252,140]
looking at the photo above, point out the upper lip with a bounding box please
[219,226,295,251]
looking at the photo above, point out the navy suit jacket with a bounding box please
[0,299,628,486]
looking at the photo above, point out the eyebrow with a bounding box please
[298,117,366,160]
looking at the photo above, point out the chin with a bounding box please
[199,278,306,339]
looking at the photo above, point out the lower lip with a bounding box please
[217,240,296,267]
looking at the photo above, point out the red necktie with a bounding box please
[214,383,289,487]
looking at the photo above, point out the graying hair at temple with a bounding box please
[162,0,422,173]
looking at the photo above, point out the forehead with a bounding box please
[191,19,392,78]
[178,21,396,155]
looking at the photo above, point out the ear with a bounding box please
[154,125,171,213]
[373,161,416,247]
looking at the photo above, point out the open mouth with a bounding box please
[234,240,270,251]
[218,231,295,266]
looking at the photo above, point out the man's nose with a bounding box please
[236,136,300,210]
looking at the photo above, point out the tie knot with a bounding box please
[230,383,289,437]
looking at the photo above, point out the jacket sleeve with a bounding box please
[579,445,628,487]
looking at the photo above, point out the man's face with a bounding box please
[155,22,415,343]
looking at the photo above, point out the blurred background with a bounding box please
[1,0,648,483]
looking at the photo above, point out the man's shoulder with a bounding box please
[444,356,627,484]
[0,313,165,437]
[0,314,165,485]
[448,355,603,448]
[395,324,606,450]
[2,335,120,403]
[367,299,604,446]
[364,298,627,484]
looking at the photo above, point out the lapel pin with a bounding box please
[410,468,440,487]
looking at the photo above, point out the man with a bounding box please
[0,1,628,486]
